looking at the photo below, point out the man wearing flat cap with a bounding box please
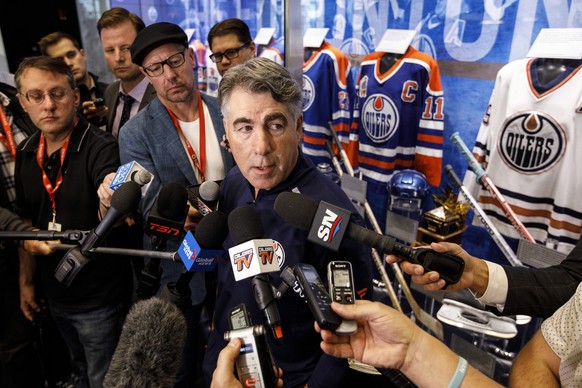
[116,22,235,386]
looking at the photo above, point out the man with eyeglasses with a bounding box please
[117,21,235,386]
[207,18,256,78]
[13,56,133,387]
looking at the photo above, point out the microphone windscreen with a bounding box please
[228,206,264,244]
[199,180,220,202]
[194,210,228,248]
[110,181,142,214]
[104,297,186,388]
[273,191,318,231]
[131,169,153,185]
[157,182,188,221]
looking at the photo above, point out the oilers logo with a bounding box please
[273,240,285,268]
[361,94,399,143]
[302,75,315,111]
[498,111,566,174]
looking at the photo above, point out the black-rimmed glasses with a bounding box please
[209,43,250,63]
[142,49,187,77]
[21,87,73,105]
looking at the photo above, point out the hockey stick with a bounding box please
[328,127,444,340]
[450,132,536,243]
[445,165,524,267]
[326,141,403,313]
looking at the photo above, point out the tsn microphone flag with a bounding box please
[178,231,222,272]
[110,161,154,196]
[228,239,279,282]
[307,201,351,251]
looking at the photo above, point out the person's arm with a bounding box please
[19,248,42,321]
[317,301,501,387]
[509,331,560,387]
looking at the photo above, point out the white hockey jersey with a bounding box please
[464,58,582,253]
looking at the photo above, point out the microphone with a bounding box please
[54,181,142,286]
[274,192,465,286]
[187,180,221,216]
[145,182,189,243]
[137,182,189,300]
[103,297,186,388]
[228,206,283,343]
[161,211,228,310]
[81,181,142,256]
[109,160,154,196]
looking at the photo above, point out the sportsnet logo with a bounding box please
[307,201,351,252]
[317,208,344,242]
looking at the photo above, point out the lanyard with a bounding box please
[0,105,17,159]
[166,91,206,181]
[36,132,71,212]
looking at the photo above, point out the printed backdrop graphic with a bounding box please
[110,0,581,262]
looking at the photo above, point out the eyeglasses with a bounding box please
[142,49,187,77]
[209,43,250,63]
[21,87,73,105]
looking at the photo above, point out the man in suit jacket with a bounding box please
[115,22,235,387]
[388,238,582,318]
[97,7,157,136]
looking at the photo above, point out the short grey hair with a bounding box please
[218,57,302,121]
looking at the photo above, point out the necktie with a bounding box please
[117,94,135,136]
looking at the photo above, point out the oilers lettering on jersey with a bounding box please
[302,41,352,166]
[360,92,399,143]
[498,112,566,174]
[463,57,582,253]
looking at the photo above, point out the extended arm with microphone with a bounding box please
[274,192,465,286]
[228,206,284,344]
[54,181,142,286]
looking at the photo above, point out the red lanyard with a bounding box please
[0,105,17,159]
[166,91,206,181]
[36,133,71,211]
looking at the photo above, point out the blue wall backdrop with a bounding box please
[112,0,581,262]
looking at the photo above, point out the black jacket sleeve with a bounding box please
[502,238,582,318]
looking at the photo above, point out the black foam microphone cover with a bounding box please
[228,206,265,244]
[195,210,229,249]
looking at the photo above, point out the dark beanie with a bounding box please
[131,22,188,66]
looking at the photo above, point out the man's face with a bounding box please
[223,88,302,194]
[141,43,196,106]
[211,34,255,76]
[100,21,143,85]
[18,68,79,137]
[44,39,88,84]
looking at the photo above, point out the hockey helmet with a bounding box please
[387,169,429,212]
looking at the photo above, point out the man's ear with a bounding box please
[295,114,304,141]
